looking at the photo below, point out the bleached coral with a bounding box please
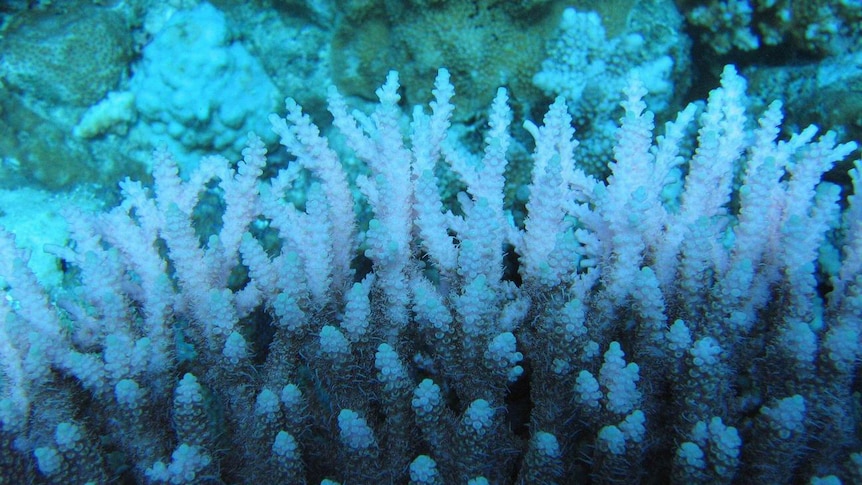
[0,65,860,484]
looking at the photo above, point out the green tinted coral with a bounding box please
[0,4,132,106]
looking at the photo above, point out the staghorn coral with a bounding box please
[0,66,860,484]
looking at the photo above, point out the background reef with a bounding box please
[1,0,860,190]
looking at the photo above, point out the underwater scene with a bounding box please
[1,0,861,483]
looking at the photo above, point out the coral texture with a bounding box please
[0,67,860,484]
[0,5,132,106]
[331,0,564,118]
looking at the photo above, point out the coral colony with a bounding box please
[2,65,861,484]
[1,2,862,484]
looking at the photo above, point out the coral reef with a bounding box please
[0,67,860,484]
[0,3,860,481]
